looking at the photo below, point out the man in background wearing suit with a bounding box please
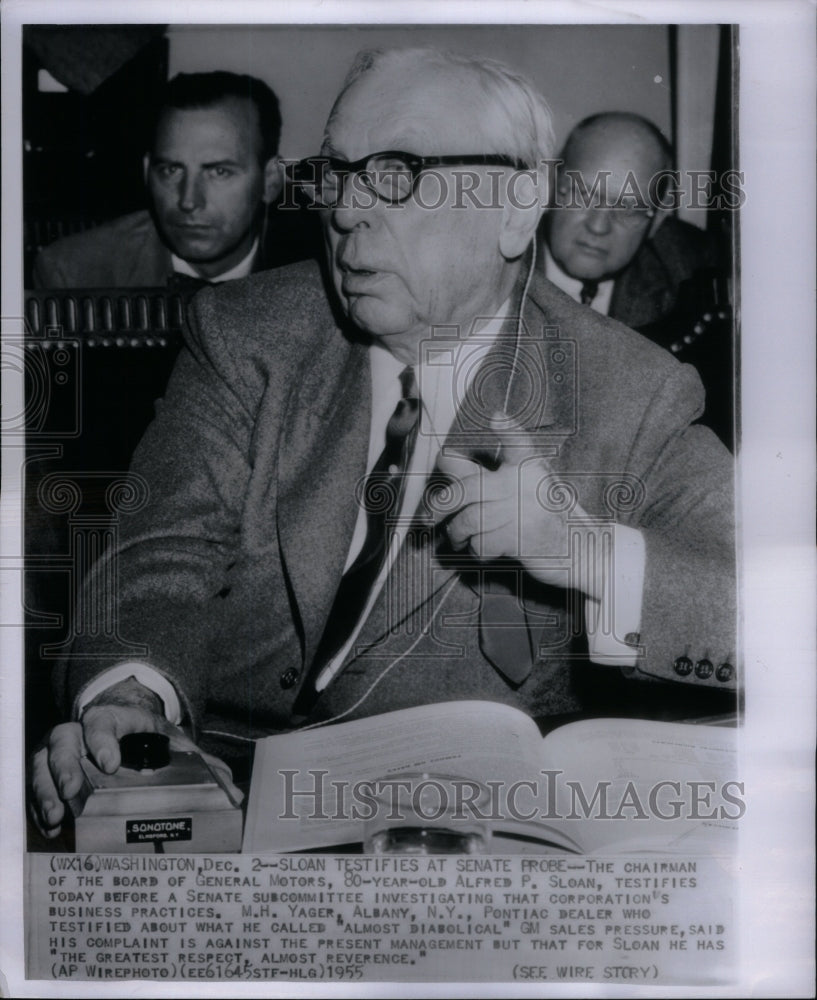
[542,113,732,445]
[30,48,736,838]
[32,71,317,289]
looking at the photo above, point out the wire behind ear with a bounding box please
[491,239,537,466]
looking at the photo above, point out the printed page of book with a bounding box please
[538,718,740,854]
[245,700,545,852]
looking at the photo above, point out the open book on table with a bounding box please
[243,700,740,854]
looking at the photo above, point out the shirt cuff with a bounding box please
[73,662,183,726]
[585,524,645,666]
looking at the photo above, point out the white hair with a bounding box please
[329,46,556,169]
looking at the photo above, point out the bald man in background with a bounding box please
[542,112,732,447]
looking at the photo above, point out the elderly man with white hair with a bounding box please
[31,47,736,837]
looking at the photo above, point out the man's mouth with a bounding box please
[171,222,214,232]
[339,262,384,293]
[575,241,607,258]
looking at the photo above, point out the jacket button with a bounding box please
[279,667,300,690]
[695,658,714,679]
[673,656,693,676]
[716,662,734,683]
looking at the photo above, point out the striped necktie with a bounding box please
[293,366,420,711]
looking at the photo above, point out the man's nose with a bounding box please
[177,172,205,213]
[330,173,380,232]
[583,207,613,235]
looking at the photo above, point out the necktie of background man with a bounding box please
[580,280,599,306]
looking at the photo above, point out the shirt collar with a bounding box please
[171,237,259,282]
[543,242,614,314]
[367,299,512,440]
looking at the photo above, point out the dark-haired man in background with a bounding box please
[32,70,317,287]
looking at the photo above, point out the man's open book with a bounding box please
[243,701,741,854]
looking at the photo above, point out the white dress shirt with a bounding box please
[171,238,259,282]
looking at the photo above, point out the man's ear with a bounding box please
[263,156,284,204]
[499,171,546,261]
[142,153,151,186]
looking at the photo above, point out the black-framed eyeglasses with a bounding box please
[289,150,525,208]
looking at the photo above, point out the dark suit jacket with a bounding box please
[609,217,733,449]
[60,261,736,746]
[32,204,321,288]
[608,217,721,330]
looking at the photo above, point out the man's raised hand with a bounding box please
[433,414,604,600]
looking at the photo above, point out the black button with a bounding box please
[716,662,734,683]
[280,667,300,690]
[673,656,693,676]
[120,732,170,771]
[695,658,714,679]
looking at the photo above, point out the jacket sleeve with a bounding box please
[55,287,262,731]
[625,361,737,690]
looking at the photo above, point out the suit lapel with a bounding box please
[124,216,174,286]
[445,297,559,460]
[609,238,673,328]
[277,339,372,666]
[447,270,579,456]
